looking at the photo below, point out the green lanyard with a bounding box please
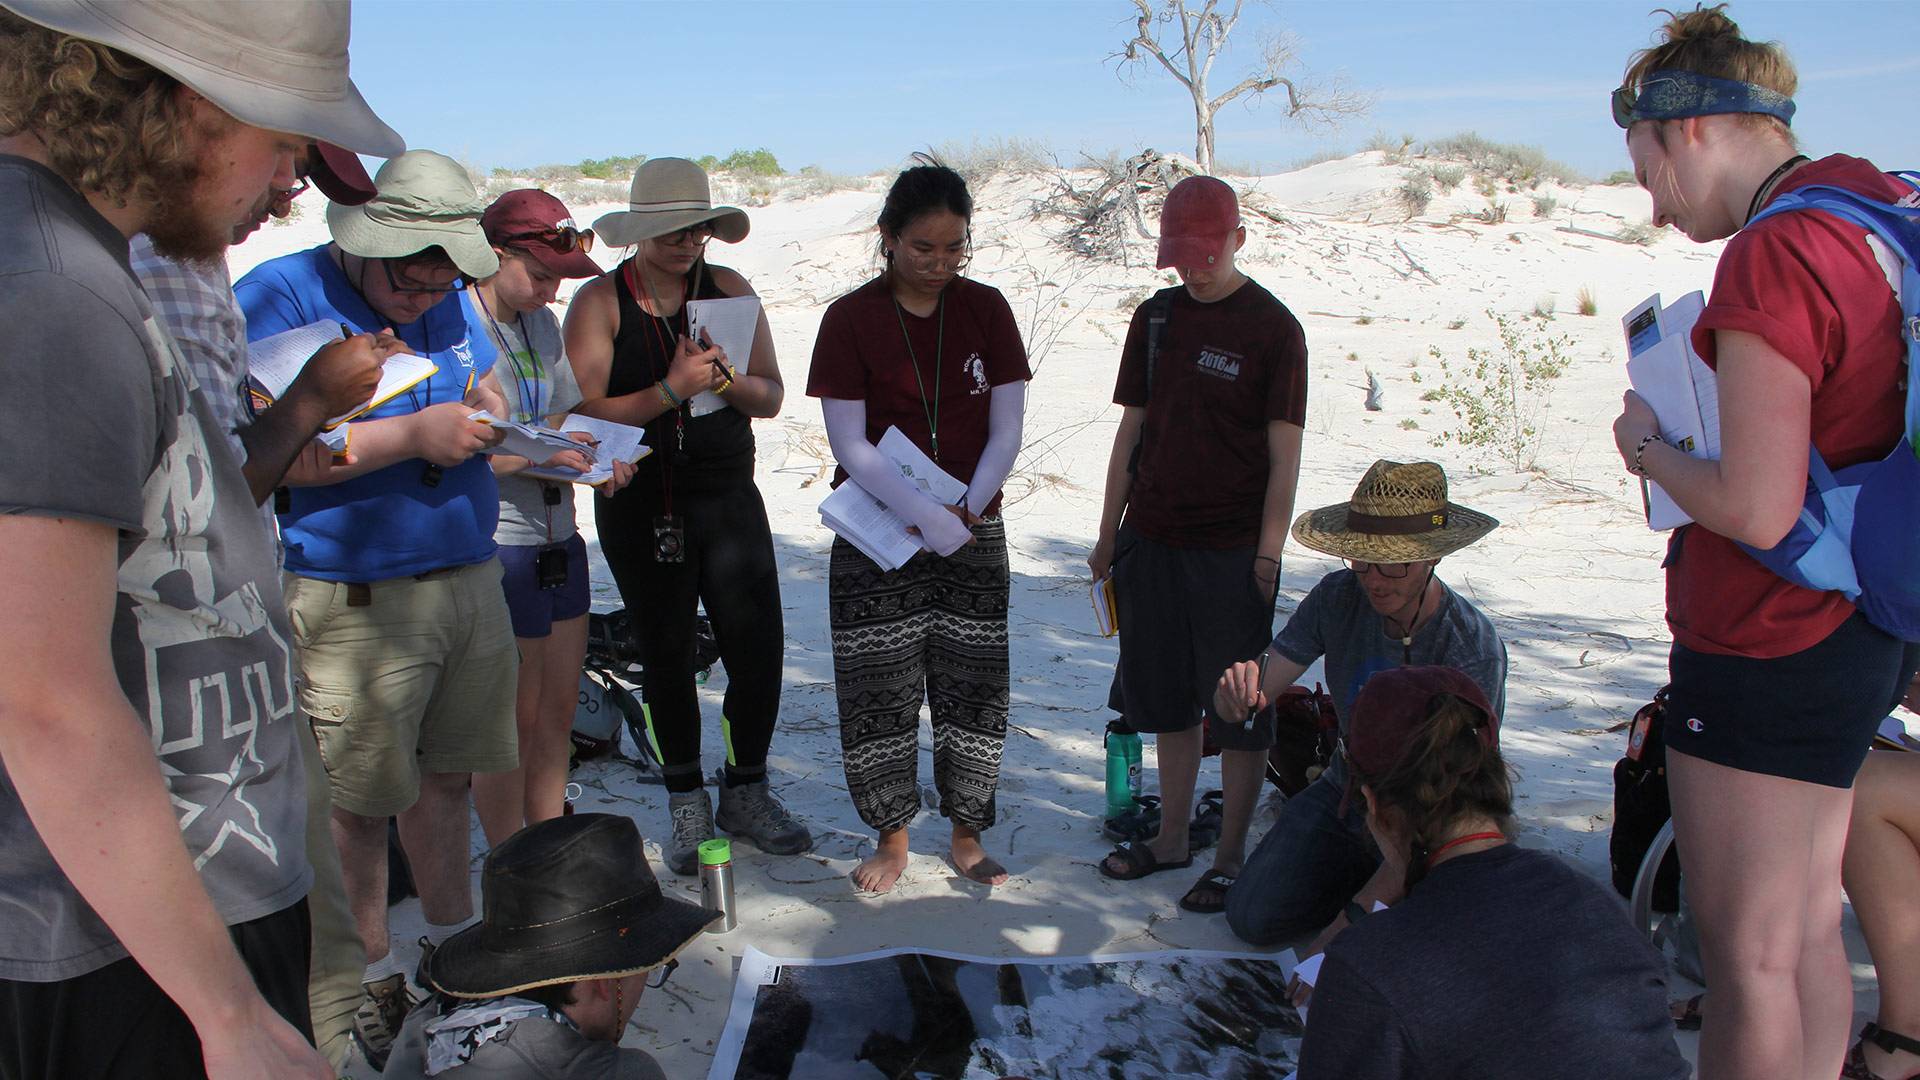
[892,293,944,462]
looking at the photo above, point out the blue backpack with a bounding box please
[1738,172,1920,641]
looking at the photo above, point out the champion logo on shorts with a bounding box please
[1686,717,1705,734]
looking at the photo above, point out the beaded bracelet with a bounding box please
[659,380,684,409]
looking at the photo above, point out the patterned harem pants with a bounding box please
[829,517,1010,833]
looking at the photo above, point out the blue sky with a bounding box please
[349,0,1919,179]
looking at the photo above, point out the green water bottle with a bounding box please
[1105,720,1143,819]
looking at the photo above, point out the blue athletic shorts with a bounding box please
[498,535,591,639]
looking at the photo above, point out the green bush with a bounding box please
[1530,193,1557,217]
[1428,311,1574,471]
[1418,132,1587,186]
[1604,169,1635,186]
[1430,164,1466,191]
[578,154,646,180]
[718,148,783,176]
[1398,172,1434,216]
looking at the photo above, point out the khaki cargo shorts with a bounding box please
[286,558,519,817]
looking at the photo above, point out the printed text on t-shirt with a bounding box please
[1197,346,1243,381]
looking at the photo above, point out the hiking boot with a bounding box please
[352,972,414,1070]
[715,768,813,856]
[665,787,716,877]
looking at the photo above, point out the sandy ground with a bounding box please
[229,152,1903,1077]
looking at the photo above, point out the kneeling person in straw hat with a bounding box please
[0,1,399,1077]
[382,814,716,1080]
[235,149,521,1068]
[1214,460,1508,950]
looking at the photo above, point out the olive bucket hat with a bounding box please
[327,150,498,280]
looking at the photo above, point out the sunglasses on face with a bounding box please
[658,224,714,247]
[1345,559,1413,579]
[1611,77,1679,129]
[503,225,595,255]
[381,257,467,296]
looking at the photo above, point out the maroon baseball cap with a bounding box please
[1155,175,1242,269]
[1346,666,1499,783]
[307,142,377,205]
[481,189,603,279]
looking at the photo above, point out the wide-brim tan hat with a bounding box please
[3,0,403,159]
[1292,460,1498,564]
[328,150,498,280]
[592,157,750,248]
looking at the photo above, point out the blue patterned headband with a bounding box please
[1611,68,1795,129]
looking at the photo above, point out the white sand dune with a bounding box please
[232,152,1896,1077]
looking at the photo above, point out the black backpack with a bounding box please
[1609,687,1680,912]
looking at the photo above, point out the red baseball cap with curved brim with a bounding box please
[1155,175,1242,270]
[308,142,377,205]
[481,189,603,279]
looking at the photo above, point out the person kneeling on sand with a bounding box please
[1212,460,1508,945]
[1296,666,1688,1079]
[383,813,717,1079]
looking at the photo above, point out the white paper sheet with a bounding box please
[1622,290,1718,530]
[521,415,651,485]
[817,427,967,570]
[686,295,760,417]
[246,320,438,428]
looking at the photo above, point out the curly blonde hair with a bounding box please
[1624,5,1797,142]
[0,10,211,208]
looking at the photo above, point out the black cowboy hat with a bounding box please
[428,813,717,999]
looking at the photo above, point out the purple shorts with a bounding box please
[498,535,591,638]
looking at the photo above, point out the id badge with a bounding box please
[536,544,569,590]
[653,515,686,564]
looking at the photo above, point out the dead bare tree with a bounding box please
[1113,0,1371,175]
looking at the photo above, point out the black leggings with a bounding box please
[597,478,784,793]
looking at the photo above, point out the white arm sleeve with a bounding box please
[821,397,973,555]
[964,380,1027,517]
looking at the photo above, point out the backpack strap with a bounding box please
[1748,178,1920,451]
[1143,292,1173,402]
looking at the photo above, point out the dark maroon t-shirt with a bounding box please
[807,275,1032,515]
[1115,278,1309,548]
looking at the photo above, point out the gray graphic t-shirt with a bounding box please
[483,306,584,548]
[1272,569,1508,735]
[0,156,308,981]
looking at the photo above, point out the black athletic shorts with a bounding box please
[1112,525,1274,735]
[1666,610,1920,788]
[0,899,312,1080]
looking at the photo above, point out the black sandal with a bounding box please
[1098,840,1194,881]
[1843,1023,1920,1080]
[1177,868,1236,913]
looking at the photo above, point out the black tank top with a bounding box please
[609,260,755,489]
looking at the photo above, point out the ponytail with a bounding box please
[1357,693,1514,893]
[1624,4,1797,143]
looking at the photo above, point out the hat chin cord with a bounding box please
[1380,564,1438,664]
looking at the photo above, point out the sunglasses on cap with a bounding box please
[1611,69,1796,129]
[503,225,595,255]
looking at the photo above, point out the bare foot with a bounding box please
[951,826,1009,886]
[852,827,910,893]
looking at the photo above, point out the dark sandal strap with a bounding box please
[1865,1023,1920,1058]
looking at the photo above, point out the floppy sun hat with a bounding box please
[1156,174,1241,270]
[1,0,403,158]
[592,157,750,249]
[428,813,718,999]
[1291,459,1498,565]
[328,150,498,281]
[307,142,377,206]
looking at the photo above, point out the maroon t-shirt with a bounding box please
[807,275,1032,515]
[1669,155,1908,657]
[1115,279,1309,548]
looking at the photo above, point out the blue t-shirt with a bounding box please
[236,245,500,581]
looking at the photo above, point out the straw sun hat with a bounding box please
[2,0,403,158]
[1291,460,1498,564]
[592,157,750,249]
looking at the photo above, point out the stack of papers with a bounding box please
[522,415,652,486]
[469,411,583,462]
[1622,292,1719,530]
[819,427,966,571]
[246,320,437,428]
[685,295,760,417]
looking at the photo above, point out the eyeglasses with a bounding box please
[381,257,467,295]
[504,226,595,255]
[901,246,971,272]
[1345,559,1413,578]
[657,224,714,247]
[645,959,678,989]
